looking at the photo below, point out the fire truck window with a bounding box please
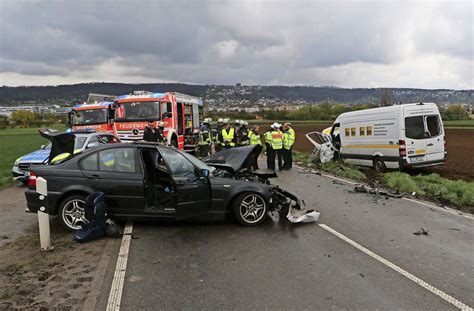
[161,102,172,119]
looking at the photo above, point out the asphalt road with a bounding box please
[97,165,473,310]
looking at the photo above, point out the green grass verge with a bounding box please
[293,151,366,181]
[383,172,474,212]
[443,120,474,127]
[0,127,66,189]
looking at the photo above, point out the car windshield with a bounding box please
[179,150,216,174]
[74,136,88,149]
[115,101,161,121]
[72,109,108,125]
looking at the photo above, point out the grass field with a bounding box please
[0,125,65,189]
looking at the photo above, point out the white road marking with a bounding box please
[106,221,133,311]
[294,164,473,220]
[319,223,473,311]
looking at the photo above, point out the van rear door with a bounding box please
[403,107,427,164]
[424,114,445,161]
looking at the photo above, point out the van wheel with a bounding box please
[373,157,386,173]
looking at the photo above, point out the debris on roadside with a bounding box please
[448,228,461,231]
[413,228,429,236]
[332,180,345,185]
[298,170,322,176]
[351,184,403,199]
[286,207,321,223]
[1,235,8,240]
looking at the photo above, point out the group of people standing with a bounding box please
[198,118,295,171]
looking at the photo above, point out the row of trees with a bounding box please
[209,103,471,122]
[0,110,67,129]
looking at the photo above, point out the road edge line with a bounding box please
[106,221,133,311]
[319,223,473,311]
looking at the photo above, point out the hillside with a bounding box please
[0,83,471,106]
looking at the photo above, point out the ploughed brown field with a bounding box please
[268,123,473,182]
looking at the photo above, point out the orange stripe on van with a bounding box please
[342,145,399,149]
[415,149,426,155]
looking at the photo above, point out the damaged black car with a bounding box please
[25,130,306,230]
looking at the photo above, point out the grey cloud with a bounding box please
[0,0,472,88]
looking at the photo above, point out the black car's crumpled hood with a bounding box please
[39,128,75,163]
[204,145,263,173]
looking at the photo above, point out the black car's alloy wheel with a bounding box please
[59,195,88,231]
[233,192,267,226]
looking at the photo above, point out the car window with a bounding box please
[99,148,136,173]
[426,115,441,137]
[98,135,119,144]
[160,148,195,176]
[81,153,98,171]
[74,136,88,149]
[405,116,425,139]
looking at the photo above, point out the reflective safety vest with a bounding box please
[270,130,283,150]
[283,132,291,150]
[288,128,295,147]
[199,129,211,145]
[249,130,262,145]
[221,128,235,147]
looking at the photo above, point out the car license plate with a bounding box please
[410,156,424,163]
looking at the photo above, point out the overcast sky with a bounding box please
[0,0,472,89]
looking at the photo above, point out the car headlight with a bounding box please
[14,157,21,166]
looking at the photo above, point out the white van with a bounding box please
[326,103,446,172]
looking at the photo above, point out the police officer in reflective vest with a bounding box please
[198,118,212,158]
[248,125,262,170]
[282,122,295,169]
[266,122,283,171]
[218,119,236,149]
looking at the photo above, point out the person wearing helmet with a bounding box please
[198,118,212,158]
[156,121,166,145]
[266,122,283,171]
[213,118,224,153]
[218,119,236,149]
[237,120,250,146]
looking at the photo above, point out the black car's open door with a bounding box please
[159,148,211,220]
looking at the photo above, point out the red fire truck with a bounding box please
[114,91,203,151]
[68,94,117,133]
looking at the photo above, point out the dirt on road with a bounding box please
[0,186,113,310]
[283,124,473,181]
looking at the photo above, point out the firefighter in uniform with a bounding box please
[156,121,166,145]
[237,120,250,146]
[143,121,158,142]
[282,122,295,169]
[219,119,236,149]
[266,123,283,171]
[213,118,224,153]
[198,118,212,158]
[248,125,262,170]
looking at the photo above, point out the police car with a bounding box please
[12,129,120,184]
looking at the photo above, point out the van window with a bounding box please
[345,128,350,136]
[426,115,441,137]
[366,126,373,136]
[405,116,425,139]
[359,127,365,136]
[351,128,356,136]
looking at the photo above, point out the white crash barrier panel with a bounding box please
[36,177,53,251]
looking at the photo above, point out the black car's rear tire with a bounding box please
[233,192,268,226]
[58,194,88,231]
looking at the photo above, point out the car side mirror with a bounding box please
[200,169,210,178]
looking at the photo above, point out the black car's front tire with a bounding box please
[233,192,268,226]
[58,194,88,231]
